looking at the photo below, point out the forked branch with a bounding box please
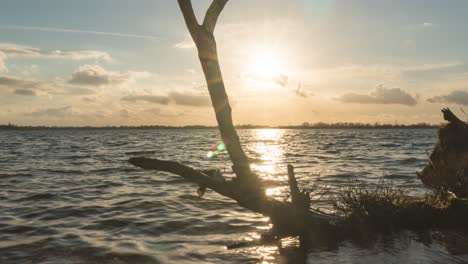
[177,0,200,41]
[203,0,229,33]
[176,0,256,183]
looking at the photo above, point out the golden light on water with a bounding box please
[265,186,286,197]
[251,129,285,182]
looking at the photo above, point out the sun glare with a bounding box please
[248,46,285,81]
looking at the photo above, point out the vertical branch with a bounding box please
[177,0,259,185]
[202,0,229,33]
[287,165,309,237]
[177,0,201,41]
[288,165,301,206]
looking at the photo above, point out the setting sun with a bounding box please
[248,46,286,81]
[2,0,468,263]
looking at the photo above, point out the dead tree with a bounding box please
[418,108,468,198]
[178,0,255,186]
[129,0,336,238]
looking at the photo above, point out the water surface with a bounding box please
[1,128,467,263]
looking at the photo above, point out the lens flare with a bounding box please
[206,142,227,159]
[217,142,225,151]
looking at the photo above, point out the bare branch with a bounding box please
[177,0,201,41]
[202,0,229,33]
[129,157,336,232]
[129,157,233,195]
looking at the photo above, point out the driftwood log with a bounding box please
[419,108,468,198]
[129,157,336,237]
[129,1,468,243]
[128,0,336,239]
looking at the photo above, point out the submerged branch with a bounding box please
[129,157,336,237]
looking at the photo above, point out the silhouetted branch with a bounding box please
[129,157,336,236]
[177,0,257,183]
[287,165,301,206]
[177,0,201,41]
[443,108,468,128]
[202,0,229,33]
[419,108,468,197]
[129,157,236,198]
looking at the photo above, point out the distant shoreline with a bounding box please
[0,123,440,130]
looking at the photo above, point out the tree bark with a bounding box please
[419,108,468,197]
[129,0,337,238]
[177,0,256,185]
[129,157,336,236]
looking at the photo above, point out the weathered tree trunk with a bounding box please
[130,0,468,239]
[128,0,336,238]
[418,108,468,198]
[129,157,336,236]
[178,0,257,187]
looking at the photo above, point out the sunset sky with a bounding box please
[1,0,467,126]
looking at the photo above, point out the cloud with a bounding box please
[120,109,130,118]
[0,25,160,41]
[46,50,110,60]
[120,91,211,107]
[0,43,39,57]
[174,37,195,49]
[82,97,96,103]
[121,91,211,107]
[0,52,6,72]
[13,89,36,96]
[65,86,96,95]
[0,43,110,60]
[337,86,417,106]
[421,22,433,27]
[0,75,57,95]
[294,83,307,98]
[273,74,289,87]
[169,91,211,107]
[121,95,170,104]
[68,64,148,87]
[26,106,72,117]
[427,90,468,106]
[144,108,161,115]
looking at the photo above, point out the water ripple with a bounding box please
[1,128,466,263]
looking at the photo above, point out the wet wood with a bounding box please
[177,0,256,185]
[129,157,336,236]
[419,108,468,198]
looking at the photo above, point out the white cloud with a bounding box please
[68,64,149,87]
[0,43,111,71]
[0,75,58,96]
[337,86,417,106]
[27,106,72,117]
[0,25,160,41]
[45,50,110,60]
[174,37,196,49]
[121,95,170,104]
[121,91,211,107]
[422,22,433,27]
[0,52,6,72]
[427,90,468,106]
[169,91,211,107]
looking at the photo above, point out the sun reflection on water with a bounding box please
[251,129,285,182]
[244,130,302,263]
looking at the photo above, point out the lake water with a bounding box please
[1,128,467,263]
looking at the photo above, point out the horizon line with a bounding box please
[0,122,441,129]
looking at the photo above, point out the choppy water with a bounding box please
[1,128,467,263]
